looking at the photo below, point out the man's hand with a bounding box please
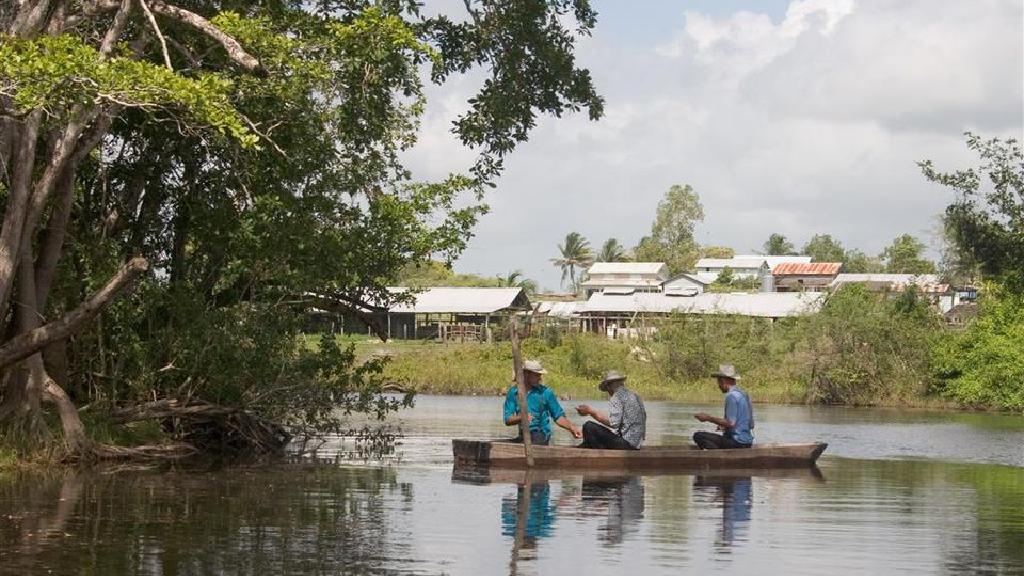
[694,412,712,422]
[570,425,583,439]
[575,404,592,417]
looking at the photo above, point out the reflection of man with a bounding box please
[581,475,646,545]
[503,360,582,445]
[576,371,646,450]
[693,476,752,548]
[693,364,754,449]
[501,481,557,546]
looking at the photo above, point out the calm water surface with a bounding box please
[1,395,1022,575]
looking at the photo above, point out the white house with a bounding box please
[693,255,812,281]
[662,272,712,295]
[580,262,669,295]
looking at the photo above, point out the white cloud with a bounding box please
[402,0,1024,291]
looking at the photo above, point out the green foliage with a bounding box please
[932,284,1024,410]
[552,232,593,292]
[920,133,1023,289]
[842,248,885,273]
[802,284,941,405]
[763,233,796,255]
[802,234,846,263]
[636,184,704,274]
[881,234,937,274]
[9,0,605,449]
[715,267,735,285]
[597,238,627,262]
[397,261,503,288]
[699,245,735,259]
[0,34,254,145]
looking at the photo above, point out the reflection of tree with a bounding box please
[692,475,752,551]
[580,476,645,545]
[0,465,406,574]
[830,459,1024,573]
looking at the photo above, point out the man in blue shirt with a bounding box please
[504,360,582,445]
[693,364,754,449]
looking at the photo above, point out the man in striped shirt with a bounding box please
[575,370,647,450]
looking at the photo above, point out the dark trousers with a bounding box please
[579,421,636,450]
[693,431,751,450]
[510,430,550,446]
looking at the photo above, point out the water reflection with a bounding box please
[579,476,645,545]
[692,475,752,550]
[501,478,556,545]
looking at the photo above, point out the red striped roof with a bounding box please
[772,262,842,276]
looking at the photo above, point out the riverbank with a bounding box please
[339,334,961,410]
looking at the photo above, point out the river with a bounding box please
[1,395,1022,575]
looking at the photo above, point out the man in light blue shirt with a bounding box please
[693,364,754,449]
[503,360,582,445]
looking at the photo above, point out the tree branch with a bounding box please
[138,0,172,70]
[147,1,261,72]
[0,257,148,370]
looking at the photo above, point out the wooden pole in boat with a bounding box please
[510,318,534,467]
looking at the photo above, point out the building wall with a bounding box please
[663,276,706,294]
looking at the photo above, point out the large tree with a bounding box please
[802,234,846,263]
[763,233,796,256]
[0,1,603,455]
[880,234,937,274]
[634,184,704,274]
[552,232,593,292]
[920,133,1022,288]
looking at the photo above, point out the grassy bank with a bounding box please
[366,336,807,403]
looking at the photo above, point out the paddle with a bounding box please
[509,319,534,467]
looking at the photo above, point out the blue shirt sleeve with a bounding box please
[724,392,739,429]
[503,387,519,423]
[545,388,565,421]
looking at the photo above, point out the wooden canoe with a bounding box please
[452,439,828,470]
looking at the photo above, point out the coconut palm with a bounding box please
[597,238,627,262]
[497,270,538,294]
[551,232,593,292]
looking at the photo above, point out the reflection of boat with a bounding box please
[452,464,824,485]
[453,439,828,470]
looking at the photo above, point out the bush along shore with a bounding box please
[374,284,1023,411]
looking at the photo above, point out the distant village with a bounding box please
[328,254,978,342]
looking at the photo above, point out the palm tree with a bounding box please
[551,232,593,292]
[597,238,627,262]
[496,270,538,294]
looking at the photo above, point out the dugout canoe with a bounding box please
[452,439,828,470]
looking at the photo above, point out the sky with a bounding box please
[403,0,1024,292]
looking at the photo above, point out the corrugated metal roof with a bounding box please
[387,287,529,314]
[536,300,585,318]
[580,278,664,288]
[583,292,826,318]
[740,255,812,268]
[830,274,949,293]
[772,262,842,276]
[586,262,668,275]
[695,258,766,269]
[663,272,713,286]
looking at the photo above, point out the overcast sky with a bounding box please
[403,0,1024,292]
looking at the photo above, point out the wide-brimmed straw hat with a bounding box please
[599,370,626,391]
[710,364,741,380]
[522,360,547,374]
